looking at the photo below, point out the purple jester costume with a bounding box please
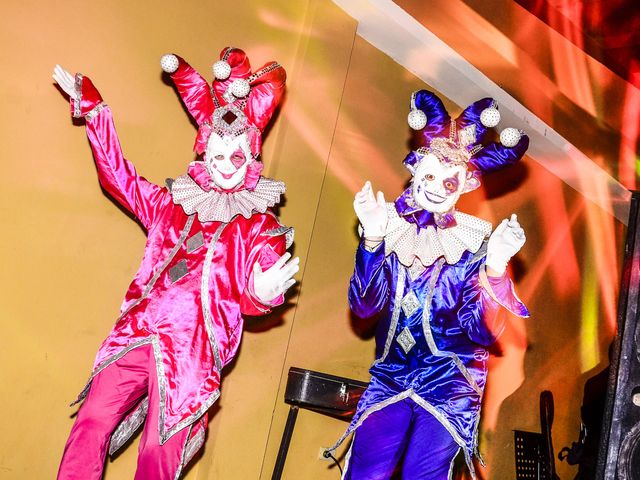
[330,91,530,479]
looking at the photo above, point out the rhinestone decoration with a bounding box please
[500,127,522,148]
[408,109,427,130]
[212,60,231,80]
[401,291,421,317]
[457,124,477,147]
[397,327,416,354]
[230,78,250,98]
[408,261,426,280]
[222,110,237,125]
[480,106,500,128]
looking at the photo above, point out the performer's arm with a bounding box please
[349,180,390,318]
[458,261,529,346]
[458,214,529,345]
[240,215,298,316]
[348,239,390,318]
[53,66,166,230]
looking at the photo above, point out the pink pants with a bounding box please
[57,344,190,480]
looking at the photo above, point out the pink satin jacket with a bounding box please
[70,76,288,454]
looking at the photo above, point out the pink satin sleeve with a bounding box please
[239,215,288,316]
[83,103,167,229]
[169,55,215,126]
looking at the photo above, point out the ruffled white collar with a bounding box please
[170,175,285,223]
[383,203,492,268]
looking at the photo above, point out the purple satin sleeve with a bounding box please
[348,241,390,319]
[458,263,529,346]
[85,106,168,230]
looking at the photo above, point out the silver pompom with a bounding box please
[160,54,179,74]
[407,109,427,130]
[212,60,231,80]
[500,127,522,148]
[480,107,500,128]
[230,78,250,98]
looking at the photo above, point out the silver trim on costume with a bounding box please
[340,432,356,480]
[200,222,228,373]
[73,73,83,118]
[71,338,154,406]
[85,102,107,122]
[448,447,462,480]
[328,390,477,479]
[108,396,149,455]
[118,215,196,320]
[173,423,194,480]
[327,389,414,453]
[183,427,206,468]
[421,258,483,397]
[409,393,475,478]
[372,267,406,365]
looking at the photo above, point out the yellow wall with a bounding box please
[0,1,629,479]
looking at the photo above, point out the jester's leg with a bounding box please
[57,345,151,480]
[134,350,190,480]
[343,398,414,480]
[399,403,460,480]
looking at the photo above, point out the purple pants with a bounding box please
[344,398,460,480]
[57,345,190,480]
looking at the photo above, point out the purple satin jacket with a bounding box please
[342,239,529,476]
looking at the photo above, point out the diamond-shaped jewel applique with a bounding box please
[222,110,238,125]
[401,291,421,317]
[408,261,426,281]
[397,327,416,354]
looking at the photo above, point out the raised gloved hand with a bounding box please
[486,213,526,275]
[252,252,299,304]
[353,181,388,238]
[52,64,79,101]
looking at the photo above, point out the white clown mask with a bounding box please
[204,132,253,191]
[411,153,480,213]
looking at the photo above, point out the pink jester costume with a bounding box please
[57,48,292,479]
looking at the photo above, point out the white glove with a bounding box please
[52,64,79,101]
[252,252,299,304]
[486,213,526,275]
[353,181,388,238]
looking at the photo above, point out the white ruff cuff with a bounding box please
[171,175,285,223]
[383,204,492,267]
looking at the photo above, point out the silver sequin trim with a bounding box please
[73,73,83,118]
[448,447,462,480]
[200,223,228,373]
[409,393,475,478]
[85,102,107,122]
[109,396,149,455]
[183,427,205,468]
[327,389,414,453]
[340,432,355,480]
[372,267,406,365]
[71,338,154,406]
[117,215,195,320]
[262,226,295,249]
[173,423,194,480]
[422,259,483,397]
